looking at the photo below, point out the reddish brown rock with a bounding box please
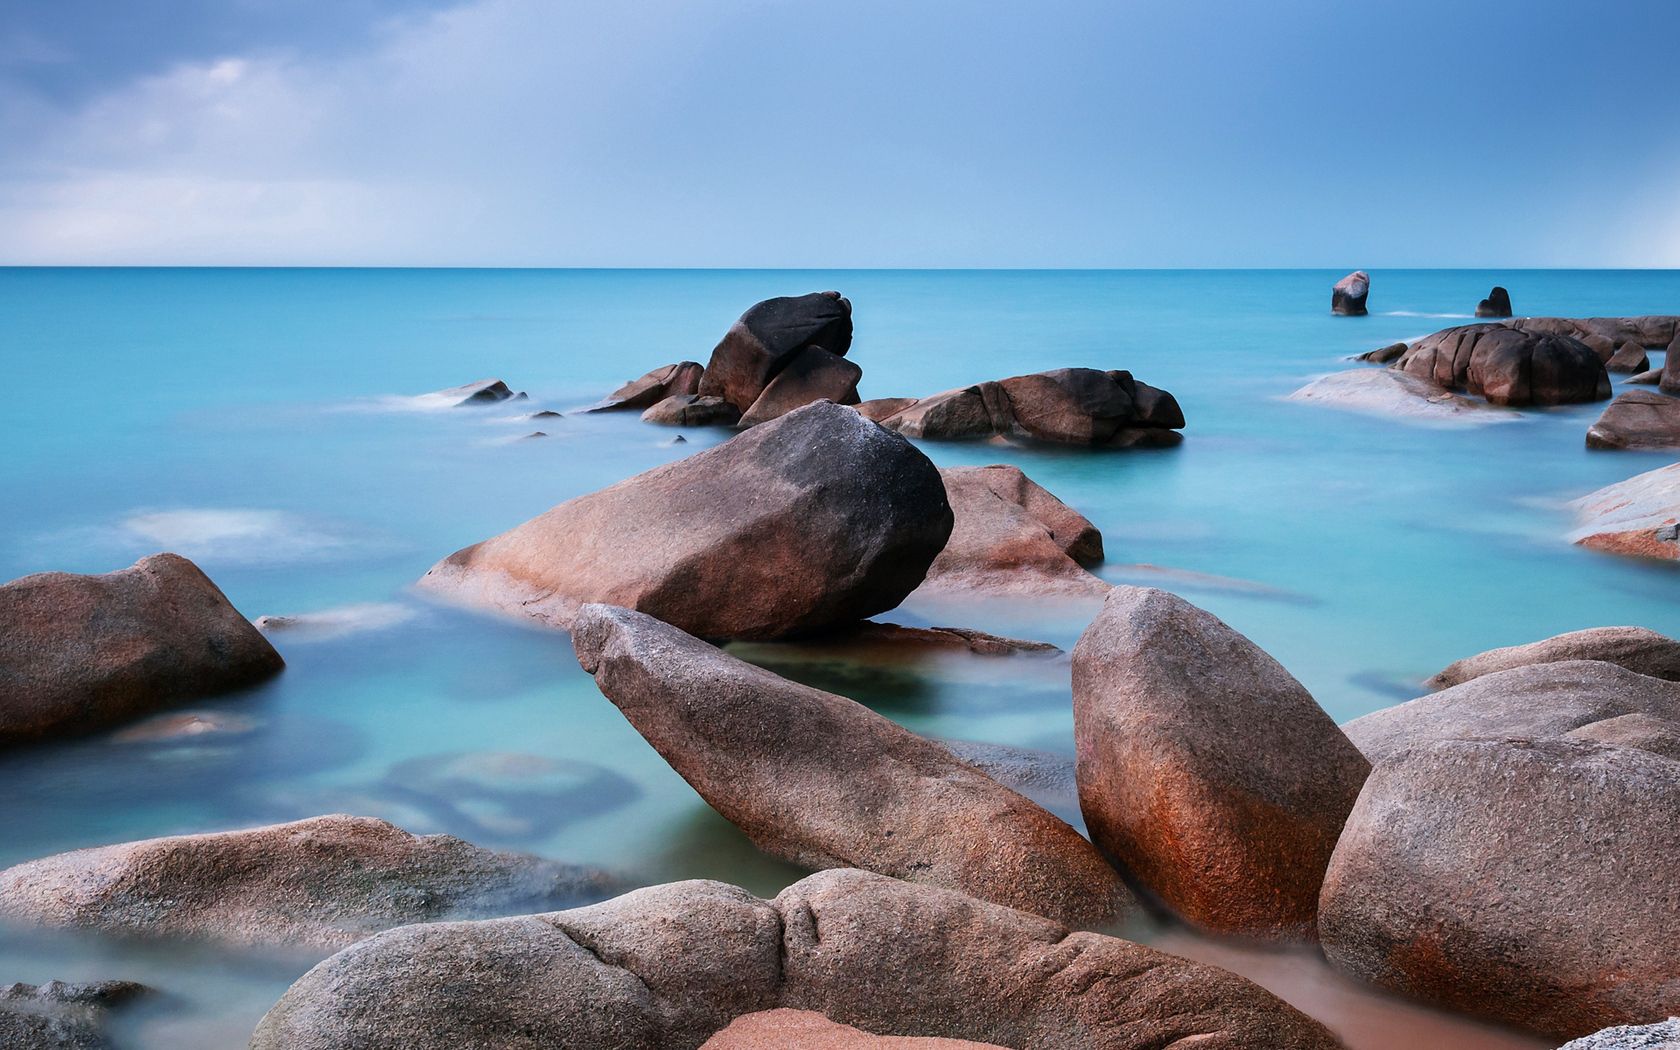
[1332,271,1369,315]
[1319,738,1680,1038]
[251,868,1342,1050]
[591,362,704,411]
[1663,333,1680,394]
[0,554,283,747]
[641,394,740,427]
[1355,341,1408,363]
[1072,586,1370,938]
[875,370,1183,448]
[0,815,619,953]
[703,1010,1004,1049]
[1425,626,1680,689]
[573,604,1131,926]
[852,397,919,423]
[737,348,863,427]
[1629,366,1663,385]
[1394,325,1609,406]
[1608,342,1651,374]
[698,292,854,412]
[1570,461,1680,561]
[878,384,1013,440]
[1587,390,1680,450]
[419,402,952,640]
[917,465,1108,597]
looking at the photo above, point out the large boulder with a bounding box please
[698,292,854,412]
[1559,1019,1680,1049]
[418,402,953,640]
[1331,271,1369,315]
[1393,324,1609,406]
[703,1010,1004,1048]
[1,980,146,1050]
[1474,286,1513,318]
[917,465,1108,597]
[1588,390,1680,450]
[1570,461,1680,561]
[1319,738,1680,1038]
[1426,627,1680,689]
[251,868,1342,1050]
[1287,369,1518,426]
[0,553,283,747]
[737,346,863,427]
[572,604,1131,926]
[1344,660,1680,764]
[0,815,618,953]
[877,369,1183,448]
[591,362,704,412]
[1071,587,1370,938]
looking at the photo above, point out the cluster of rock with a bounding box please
[1391,323,1609,406]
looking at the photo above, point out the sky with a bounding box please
[1,0,1677,267]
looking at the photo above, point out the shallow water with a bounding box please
[3,267,1673,1047]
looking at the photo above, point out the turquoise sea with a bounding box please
[3,267,1676,1048]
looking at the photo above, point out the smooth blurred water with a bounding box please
[2,267,1674,1047]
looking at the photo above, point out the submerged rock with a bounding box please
[1587,390,1680,450]
[423,378,522,406]
[0,815,620,953]
[1559,1019,1680,1050]
[251,867,1341,1050]
[698,292,854,413]
[1608,342,1652,373]
[1425,626,1680,689]
[1394,324,1609,406]
[1570,461,1680,561]
[641,393,740,427]
[1354,341,1408,363]
[573,604,1131,926]
[0,553,283,747]
[917,465,1108,597]
[590,362,704,412]
[0,980,147,1050]
[1475,286,1513,318]
[1331,270,1369,315]
[1319,737,1680,1038]
[1287,369,1518,425]
[704,1010,1005,1048]
[876,368,1183,448]
[1072,587,1369,938]
[419,402,952,640]
[1345,660,1680,764]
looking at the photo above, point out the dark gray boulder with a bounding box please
[1475,286,1513,318]
[1332,271,1369,315]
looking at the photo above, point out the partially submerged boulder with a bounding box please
[1319,738,1680,1038]
[1425,627,1680,689]
[1587,390,1680,450]
[1570,461,1680,561]
[572,604,1131,926]
[698,292,854,413]
[0,815,619,953]
[1,980,147,1050]
[1345,660,1680,764]
[0,553,283,747]
[591,362,704,412]
[1287,369,1518,426]
[1475,286,1512,318]
[1608,342,1652,373]
[251,867,1342,1050]
[419,402,953,640]
[874,369,1183,448]
[1393,324,1609,406]
[917,465,1108,597]
[641,394,740,427]
[736,346,862,427]
[1332,271,1369,315]
[1354,341,1407,363]
[422,378,523,406]
[1072,587,1369,938]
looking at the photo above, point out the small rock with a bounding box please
[528,410,563,419]
[590,362,704,412]
[1608,341,1652,373]
[423,379,521,406]
[916,465,1109,597]
[1587,390,1680,450]
[110,710,260,743]
[1475,285,1513,318]
[521,431,548,440]
[853,397,920,422]
[1354,341,1408,363]
[1630,367,1664,385]
[641,394,740,427]
[1332,270,1370,315]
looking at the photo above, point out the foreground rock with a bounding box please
[0,980,147,1050]
[574,605,1130,925]
[1570,461,1680,561]
[1287,369,1518,425]
[0,815,619,953]
[0,553,283,747]
[1559,1018,1680,1049]
[419,402,952,640]
[1426,627,1680,689]
[874,368,1184,448]
[699,291,854,414]
[917,465,1109,597]
[1331,270,1369,315]
[1319,738,1680,1038]
[1475,286,1512,318]
[1346,660,1680,763]
[1072,587,1369,938]
[1394,324,1609,405]
[1588,390,1680,450]
[591,362,704,411]
[251,868,1342,1050]
[704,1010,1004,1048]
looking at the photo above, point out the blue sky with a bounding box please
[2,0,1677,267]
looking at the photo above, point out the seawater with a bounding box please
[4,267,1676,1048]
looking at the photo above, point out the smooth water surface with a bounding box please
[3,267,1675,1047]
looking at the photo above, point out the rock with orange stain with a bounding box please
[1319,737,1680,1039]
[1071,586,1369,939]
[1570,461,1680,561]
[916,465,1109,598]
